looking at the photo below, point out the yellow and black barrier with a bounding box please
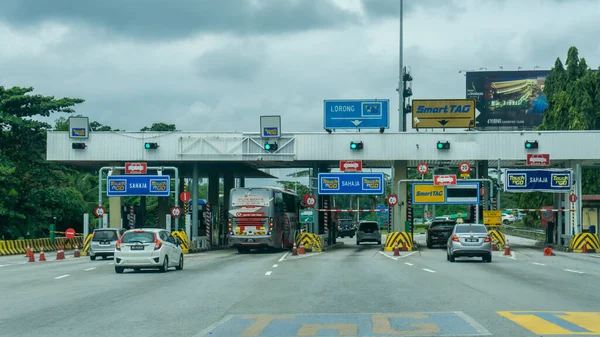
[295,233,323,252]
[0,236,86,256]
[171,231,189,254]
[384,232,414,252]
[569,233,599,253]
[488,230,505,251]
[81,234,93,256]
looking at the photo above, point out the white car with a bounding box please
[114,228,184,273]
[502,214,515,225]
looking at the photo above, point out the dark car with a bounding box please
[337,219,355,238]
[426,219,457,248]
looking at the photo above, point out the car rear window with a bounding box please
[431,221,456,228]
[92,230,118,241]
[121,232,155,243]
[455,225,487,233]
[359,222,379,232]
[338,220,353,226]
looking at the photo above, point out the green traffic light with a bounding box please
[525,142,532,148]
[350,143,357,149]
[437,143,444,149]
[145,143,151,149]
[265,144,271,150]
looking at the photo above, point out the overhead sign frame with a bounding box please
[323,99,390,130]
[318,172,385,195]
[504,169,572,193]
[411,99,476,129]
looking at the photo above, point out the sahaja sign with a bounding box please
[504,169,572,193]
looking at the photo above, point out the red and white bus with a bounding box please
[227,187,300,253]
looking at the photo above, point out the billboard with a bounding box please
[504,169,572,193]
[411,99,476,129]
[465,70,550,129]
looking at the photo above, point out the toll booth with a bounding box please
[188,199,209,236]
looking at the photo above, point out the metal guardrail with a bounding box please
[503,225,544,234]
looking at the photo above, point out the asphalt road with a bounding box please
[1,235,599,337]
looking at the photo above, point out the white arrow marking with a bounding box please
[351,120,362,126]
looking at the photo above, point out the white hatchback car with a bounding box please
[114,228,184,273]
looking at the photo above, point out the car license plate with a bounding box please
[465,238,478,242]
[131,245,144,250]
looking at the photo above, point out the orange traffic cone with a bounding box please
[393,241,400,256]
[56,245,64,260]
[543,247,555,256]
[74,245,80,258]
[582,240,588,254]
[39,247,47,261]
[299,242,306,255]
[25,244,32,258]
[292,242,298,256]
[503,240,511,256]
[401,240,408,252]
[28,249,35,262]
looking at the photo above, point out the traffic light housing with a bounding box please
[525,140,538,149]
[264,142,278,152]
[437,141,450,150]
[72,143,86,149]
[144,142,159,149]
[350,141,363,150]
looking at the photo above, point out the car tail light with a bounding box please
[451,235,459,242]
[484,235,491,242]
[153,234,162,250]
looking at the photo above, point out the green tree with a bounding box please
[537,46,600,196]
[141,122,177,131]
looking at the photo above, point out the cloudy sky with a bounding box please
[2,0,599,135]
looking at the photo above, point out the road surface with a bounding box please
[1,236,599,337]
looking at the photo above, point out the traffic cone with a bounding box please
[292,242,298,256]
[299,242,306,255]
[401,240,408,252]
[56,245,64,260]
[28,249,35,262]
[39,247,47,261]
[491,240,496,251]
[543,247,555,256]
[582,240,588,254]
[503,240,511,256]
[393,241,400,256]
[74,245,80,258]
[25,244,32,258]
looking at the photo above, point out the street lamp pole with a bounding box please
[398,0,404,132]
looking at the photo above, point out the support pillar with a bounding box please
[109,168,123,229]
[192,164,199,239]
[223,172,234,245]
[208,171,219,245]
[393,161,408,232]
[157,197,170,228]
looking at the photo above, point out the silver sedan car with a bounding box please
[447,224,492,262]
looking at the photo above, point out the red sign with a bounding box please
[93,206,106,218]
[569,193,578,203]
[480,187,487,196]
[340,160,363,172]
[304,195,316,207]
[180,191,191,202]
[459,162,471,174]
[125,162,147,174]
[433,175,457,186]
[526,154,550,166]
[170,206,183,218]
[387,194,399,206]
[65,228,76,239]
[417,162,429,175]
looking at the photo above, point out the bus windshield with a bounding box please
[231,188,271,207]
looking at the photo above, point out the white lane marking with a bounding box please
[278,252,288,262]
[405,262,414,266]
[454,311,492,335]
[54,274,70,279]
[272,264,278,268]
[422,268,436,273]
[285,252,323,260]
[84,267,96,271]
[532,262,546,266]
[18,261,27,264]
[265,271,272,276]
[564,269,584,274]
[378,251,417,260]
[0,264,7,268]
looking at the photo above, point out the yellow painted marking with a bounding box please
[371,313,440,335]
[240,315,295,336]
[296,324,358,336]
[498,311,600,335]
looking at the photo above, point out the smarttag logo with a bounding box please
[507,173,527,187]
[551,174,571,188]
[71,128,86,137]
[263,127,278,136]
[321,178,339,190]
[362,177,381,190]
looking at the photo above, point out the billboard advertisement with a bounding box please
[504,169,572,193]
[466,70,550,129]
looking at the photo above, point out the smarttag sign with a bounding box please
[411,99,476,129]
[318,172,384,195]
[412,181,480,205]
[107,175,171,197]
[260,115,281,138]
[68,116,89,139]
[504,169,572,193]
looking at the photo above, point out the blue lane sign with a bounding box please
[504,169,572,193]
[107,175,171,197]
[324,99,389,129]
[318,172,384,195]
